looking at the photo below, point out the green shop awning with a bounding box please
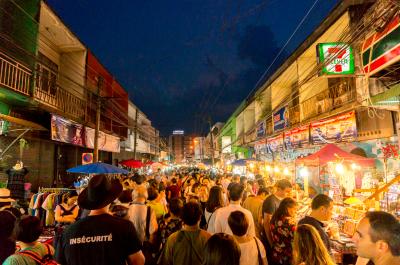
[0,87,36,107]
[371,83,400,106]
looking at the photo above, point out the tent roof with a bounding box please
[296,144,375,166]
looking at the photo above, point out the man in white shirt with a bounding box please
[213,183,255,237]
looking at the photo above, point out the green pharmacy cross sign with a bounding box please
[317,43,355,75]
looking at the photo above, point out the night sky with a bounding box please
[47,0,339,136]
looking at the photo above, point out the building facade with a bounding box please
[217,0,400,179]
[0,1,159,189]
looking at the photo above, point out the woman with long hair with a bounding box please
[203,233,241,265]
[270,197,297,265]
[205,186,224,234]
[292,224,336,265]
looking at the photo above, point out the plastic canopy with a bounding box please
[296,144,375,166]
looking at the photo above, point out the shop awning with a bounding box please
[0,113,46,131]
[371,83,400,106]
[296,144,375,166]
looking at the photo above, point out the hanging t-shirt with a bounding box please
[56,214,142,265]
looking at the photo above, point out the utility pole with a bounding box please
[133,107,139,160]
[93,76,103,163]
[208,117,215,167]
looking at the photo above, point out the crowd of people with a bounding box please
[0,169,399,265]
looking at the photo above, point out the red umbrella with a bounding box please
[145,161,154,166]
[120,159,144,168]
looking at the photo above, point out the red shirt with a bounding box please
[166,184,180,200]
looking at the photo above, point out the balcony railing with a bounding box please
[0,51,31,95]
[34,83,86,120]
[288,104,300,125]
[301,84,356,120]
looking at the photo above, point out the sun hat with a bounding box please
[0,188,15,203]
[78,174,122,210]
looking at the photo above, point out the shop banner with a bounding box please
[310,111,357,145]
[284,125,310,149]
[85,127,120,153]
[254,139,267,154]
[267,134,284,153]
[273,106,289,132]
[256,121,266,138]
[51,114,120,152]
[51,114,84,146]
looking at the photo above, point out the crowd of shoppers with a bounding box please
[0,169,399,265]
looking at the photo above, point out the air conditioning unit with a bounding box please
[369,78,386,96]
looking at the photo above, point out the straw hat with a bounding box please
[0,188,15,203]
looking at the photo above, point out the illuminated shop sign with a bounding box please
[317,42,354,75]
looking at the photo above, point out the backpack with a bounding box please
[18,244,58,265]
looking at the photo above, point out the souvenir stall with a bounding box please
[230,159,248,176]
[295,144,376,263]
[295,143,375,201]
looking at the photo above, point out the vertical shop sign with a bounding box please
[256,120,266,138]
[273,106,289,132]
[310,111,357,145]
[317,43,354,75]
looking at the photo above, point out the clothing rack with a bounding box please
[38,187,76,193]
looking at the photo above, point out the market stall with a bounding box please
[295,143,375,200]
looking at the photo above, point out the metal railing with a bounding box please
[0,51,31,95]
[301,84,356,120]
[34,82,86,120]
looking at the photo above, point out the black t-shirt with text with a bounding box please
[262,194,281,216]
[56,214,142,265]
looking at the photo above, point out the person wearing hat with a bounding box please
[55,174,145,265]
[0,188,22,218]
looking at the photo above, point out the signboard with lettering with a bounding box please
[284,125,310,150]
[256,120,266,138]
[310,111,357,145]
[317,43,354,75]
[254,139,267,154]
[267,134,284,153]
[273,106,289,132]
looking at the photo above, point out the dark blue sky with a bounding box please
[47,0,339,136]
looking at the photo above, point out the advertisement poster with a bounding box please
[267,134,284,153]
[51,114,120,152]
[256,120,266,138]
[51,114,84,146]
[254,139,267,154]
[85,127,120,153]
[273,106,289,132]
[311,111,357,145]
[284,125,310,149]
